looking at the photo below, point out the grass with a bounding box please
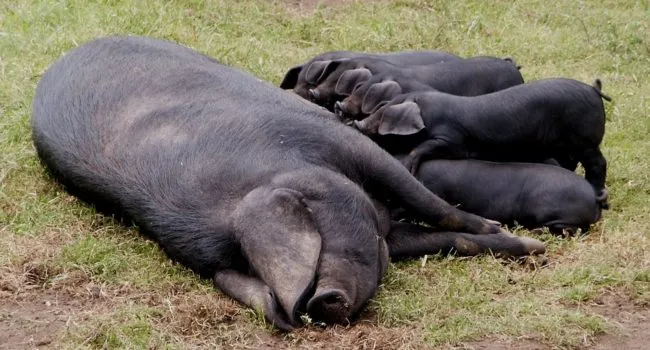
[1,0,649,348]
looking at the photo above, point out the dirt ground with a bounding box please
[463,299,650,350]
[1,288,648,349]
[0,291,101,348]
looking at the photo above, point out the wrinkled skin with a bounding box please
[354,78,612,209]
[335,56,524,120]
[280,50,461,104]
[32,36,544,331]
[404,159,603,233]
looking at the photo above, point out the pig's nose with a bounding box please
[306,289,351,325]
[334,101,346,119]
[308,89,320,102]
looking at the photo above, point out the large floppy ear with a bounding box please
[378,101,425,136]
[304,60,343,85]
[334,68,372,95]
[280,65,303,89]
[233,186,321,325]
[361,80,403,114]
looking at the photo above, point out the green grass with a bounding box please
[1,0,649,348]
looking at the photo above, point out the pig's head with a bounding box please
[354,96,425,137]
[280,59,350,107]
[304,60,371,111]
[280,58,378,111]
[229,170,390,329]
[336,76,404,121]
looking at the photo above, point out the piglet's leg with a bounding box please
[555,154,579,171]
[213,269,294,331]
[578,148,609,209]
[402,138,452,174]
[386,222,546,261]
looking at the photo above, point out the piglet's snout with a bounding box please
[334,101,345,117]
[308,89,320,102]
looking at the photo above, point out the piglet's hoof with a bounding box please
[401,156,420,175]
[517,236,547,255]
[485,219,503,227]
[596,188,609,210]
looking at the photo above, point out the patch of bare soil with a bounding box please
[460,291,650,350]
[280,322,423,349]
[456,338,548,350]
[0,291,105,349]
[161,296,425,349]
[589,291,650,350]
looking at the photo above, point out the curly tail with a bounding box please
[592,79,612,102]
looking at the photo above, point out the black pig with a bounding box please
[32,36,543,331]
[354,78,612,208]
[305,56,523,112]
[407,159,603,233]
[334,56,524,120]
[280,49,461,101]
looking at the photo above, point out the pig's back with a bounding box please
[31,36,339,263]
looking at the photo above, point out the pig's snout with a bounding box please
[334,101,346,118]
[353,119,366,131]
[306,288,351,325]
[308,89,320,102]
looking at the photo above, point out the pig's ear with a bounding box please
[503,57,522,70]
[378,101,424,136]
[335,68,372,95]
[304,60,343,85]
[362,80,403,114]
[280,65,303,89]
[233,186,321,326]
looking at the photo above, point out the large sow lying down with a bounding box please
[31,36,543,330]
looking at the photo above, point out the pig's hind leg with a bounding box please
[385,222,545,261]
[577,148,609,209]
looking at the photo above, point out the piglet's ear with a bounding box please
[503,57,522,70]
[335,68,372,95]
[280,65,303,89]
[305,60,344,85]
[378,101,425,136]
[362,80,403,114]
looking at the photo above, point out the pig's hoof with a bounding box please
[306,289,351,325]
[486,218,503,227]
[401,157,417,174]
[596,188,609,210]
[518,236,546,255]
